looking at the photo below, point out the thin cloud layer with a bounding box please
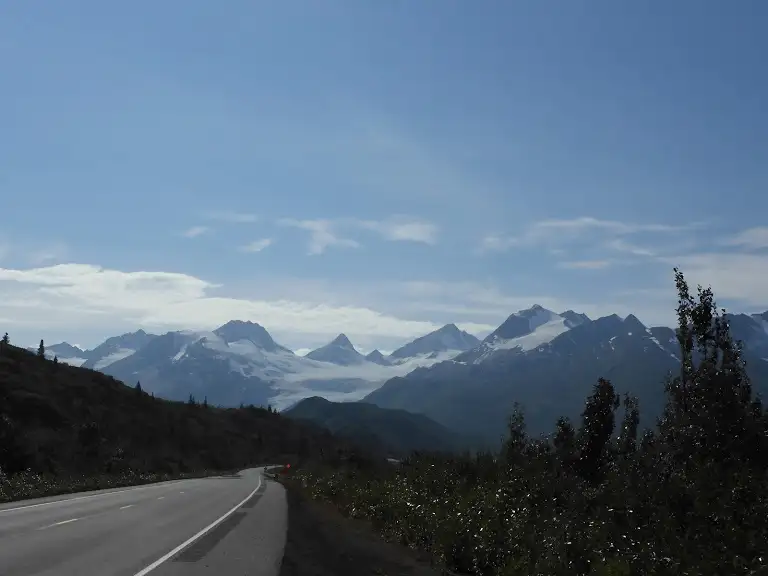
[278,218,360,255]
[481,217,700,253]
[239,238,273,253]
[721,227,768,250]
[182,226,209,238]
[354,216,439,244]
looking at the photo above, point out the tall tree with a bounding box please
[577,377,619,482]
[37,339,45,359]
[502,402,528,467]
[617,394,640,458]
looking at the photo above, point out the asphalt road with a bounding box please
[0,467,287,576]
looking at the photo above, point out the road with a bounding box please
[0,467,287,576]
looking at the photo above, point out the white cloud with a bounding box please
[557,260,612,270]
[278,218,360,255]
[606,238,656,257]
[482,217,700,253]
[182,226,209,238]
[239,238,273,253]
[0,263,449,347]
[660,252,768,307]
[205,211,258,223]
[353,216,438,244]
[721,227,768,250]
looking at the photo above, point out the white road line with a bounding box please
[0,481,184,514]
[39,518,80,530]
[157,497,165,500]
[132,475,262,576]
[120,505,135,510]
[179,491,185,494]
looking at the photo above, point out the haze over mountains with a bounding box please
[37,304,768,448]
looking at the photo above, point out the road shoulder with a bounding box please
[278,480,448,576]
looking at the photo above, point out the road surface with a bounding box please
[0,467,287,576]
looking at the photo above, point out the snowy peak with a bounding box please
[213,320,288,353]
[458,306,592,364]
[365,349,391,365]
[484,305,560,343]
[27,342,88,367]
[81,329,158,370]
[329,333,354,349]
[47,342,84,357]
[305,334,366,366]
[389,324,481,360]
[560,310,591,327]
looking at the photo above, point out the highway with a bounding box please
[0,468,286,576]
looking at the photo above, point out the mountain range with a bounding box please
[37,305,768,450]
[37,320,481,410]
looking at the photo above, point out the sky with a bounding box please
[1,1,767,353]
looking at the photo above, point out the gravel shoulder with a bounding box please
[278,480,451,576]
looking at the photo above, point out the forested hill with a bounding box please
[0,338,355,490]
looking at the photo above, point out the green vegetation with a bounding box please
[284,395,473,457]
[0,336,351,503]
[289,270,768,575]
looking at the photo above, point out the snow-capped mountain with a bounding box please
[48,320,481,411]
[456,305,590,363]
[80,329,158,370]
[30,331,158,368]
[41,304,768,436]
[213,320,292,353]
[366,308,768,447]
[389,323,480,360]
[28,342,89,366]
[305,334,366,366]
[365,349,391,366]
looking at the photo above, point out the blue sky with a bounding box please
[1,1,767,351]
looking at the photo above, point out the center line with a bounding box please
[40,518,79,530]
[120,505,135,510]
[157,497,165,500]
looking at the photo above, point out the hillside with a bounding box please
[283,396,469,457]
[0,340,354,492]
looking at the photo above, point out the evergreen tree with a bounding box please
[0,332,8,348]
[37,339,45,358]
[576,377,619,482]
[502,402,527,466]
[553,415,576,466]
[617,393,640,458]
[135,381,142,395]
[52,355,59,367]
[203,396,208,408]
